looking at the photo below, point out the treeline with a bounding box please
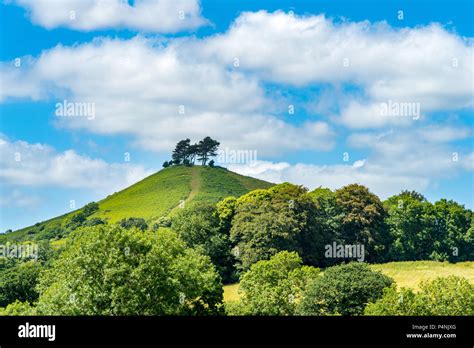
[0,182,472,316]
[163,136,220,167]
[170,183,473,284]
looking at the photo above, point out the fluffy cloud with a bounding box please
[228,126,473,199]
[10,0,207,32]
[198,11,473,127]
[0,37,334,155]
[0,136,153,192]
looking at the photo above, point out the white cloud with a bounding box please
[197,11,473,128]
[0,189,41,207]
[10,0,208,32]
[0,136,153,192]
[0,37,334,155]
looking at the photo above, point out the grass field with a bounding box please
[223,261,474,303]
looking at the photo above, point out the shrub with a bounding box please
[297,262,393,315]
[365,276,474,316]
[118,217,148,231]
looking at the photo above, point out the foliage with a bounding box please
[82,202,99,216]
[83,217,106,227]
[196,136,220,165]
[169,137,220,166]
[118,217,148,231]
[172,203,236,283]
[36,225,223,315]
[227,251,319,315]
[385,193,473,261]
[0,260,43,307]
[365,276,474,315]
[297,262,393,315]
[229,183,330,270]
[334,184,390,262]
[0,300,37,316]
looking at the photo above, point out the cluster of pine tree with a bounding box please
[163,136,220,167]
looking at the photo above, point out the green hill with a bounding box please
[2,166,273,242]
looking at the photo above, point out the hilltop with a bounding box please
[1,166,273,242]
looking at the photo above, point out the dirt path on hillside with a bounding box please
[168,166,201,215]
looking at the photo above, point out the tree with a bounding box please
[83,217,106,227]
[187,143,199,165]
[162,160,171,168]
[36,225,223,315]
[430,199,473,261]
[334,184,390,262]
[384,193,473,261]
[0,260,42,307]
[365,276,474,316]
[227,251,319,316]
[82,201,99,216]
[172,138,191,165]
[197,136,220,165]
[297,262,393,315]
[229,183,330,271]
[118,217,148,231]
[172,203,236,283]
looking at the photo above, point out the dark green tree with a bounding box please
[197,136,220,165]
[298,262,393,315]
[172,203,236,283]
[0,260,42,307]
[118,217,148,231]
[334,184,390,262]
[172,138,191,165]
[229,183,330,271]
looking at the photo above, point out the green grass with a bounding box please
[371,261,474,290]
[223,283,241,303]
[222,261,474,303]
[2,166,274,241]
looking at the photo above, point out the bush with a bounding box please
[153,216,172,230]
[227,251,319,316]
[118,217,148,231]
[365,276,474,316]
[0,300,37,316]
[297,262,393,315]
[82,202,99,216]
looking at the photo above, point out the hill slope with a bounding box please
[2,166,273,242]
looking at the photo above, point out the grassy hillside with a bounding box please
[223,261,474,303]
[1,166,273,242]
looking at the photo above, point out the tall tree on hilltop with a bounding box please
[187,143,199,165]
[172,139,190,165]
[197,137,220,165]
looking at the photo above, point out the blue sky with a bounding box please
[0,0,473,231]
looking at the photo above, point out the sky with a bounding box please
[0,0,473,231]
